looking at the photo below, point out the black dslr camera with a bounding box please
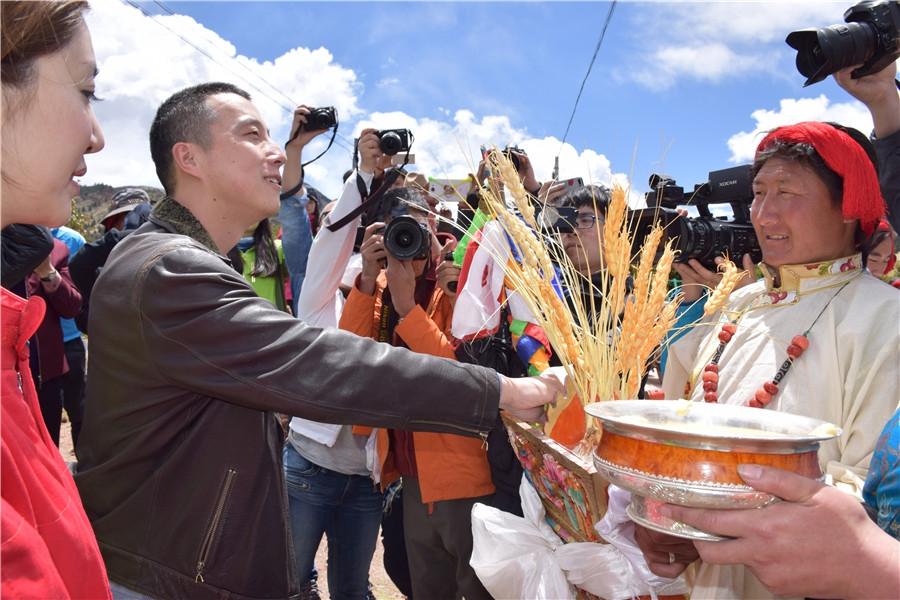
[536,205,579,235]
[630,165,762,270]
[787,0,900,86]
[377,129,413,156]
[303,106,337,131]
[503,145,526,171]
[384,215,431,260]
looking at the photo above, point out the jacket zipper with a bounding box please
[195,468,237,583]
[407,419,488,439]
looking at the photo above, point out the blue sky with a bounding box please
[85,1,874,199]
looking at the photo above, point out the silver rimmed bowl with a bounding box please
[585,400,841,540]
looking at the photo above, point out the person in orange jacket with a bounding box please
[340,186,494,600]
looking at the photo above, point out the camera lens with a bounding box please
[384,216,428,260]
[787,22,876,86]
[380,132,403,155]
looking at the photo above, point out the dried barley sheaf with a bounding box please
[703,258,743,317]
[479,150,681,446]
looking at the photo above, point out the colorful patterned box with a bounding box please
[503,415,609,544]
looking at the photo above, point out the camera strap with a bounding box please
[326,155,410,233]
[279,124,340,200]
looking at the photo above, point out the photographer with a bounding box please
[559,184,612,293]
[637,121,899,599]
[284,127,398,600]
[278,105,322,314]
[340,187,493,600]
[834,61,900,233]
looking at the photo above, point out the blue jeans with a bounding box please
[278,193,313,316]
[110,582,155,599]
[283,445,383,600]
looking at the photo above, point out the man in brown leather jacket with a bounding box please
[75,82,560,600]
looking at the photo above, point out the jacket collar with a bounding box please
[761,253,863,293]
[149,196,221,255]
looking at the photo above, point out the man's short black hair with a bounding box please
[149,82,252,195]
[561,184,611,214]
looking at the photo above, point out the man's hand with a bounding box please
[497,372,563,423]
[516,151,541,194]
[633,524,700,578]
[358,223,386,296]
[537,181,568,206]
[32,255,55,279]
[662,465,900,599]
[673,254,755,303]
[282,105,330,195]
[357,128,384,175]
[286,106,329,151]
[385,254,417,317]
[834,62,900,139]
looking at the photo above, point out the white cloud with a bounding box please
[376,77,400,88]
[351,110,638,203]
[726,95,873,162]
[625,1,847,87]
[632,44,775,90]
[82,0,633,202]
[83,0,361,189]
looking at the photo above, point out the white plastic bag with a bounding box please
[470,476,688,599]
[594,485,690,598]
[470,476,574,599]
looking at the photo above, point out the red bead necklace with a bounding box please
[698,280,853,409]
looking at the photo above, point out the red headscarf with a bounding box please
[756,122,886,235]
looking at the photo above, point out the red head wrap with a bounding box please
[755,121,886,235]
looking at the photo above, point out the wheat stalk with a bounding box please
[703,258,743,317]
[476,149,681,447]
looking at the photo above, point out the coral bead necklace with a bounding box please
[700,280,853,408]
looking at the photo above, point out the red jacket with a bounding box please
[341,274,494,504]
[25,239,82,384]
[1,287,110,599]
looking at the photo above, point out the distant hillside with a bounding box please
[71,184,164,242]
[69,185,291,244]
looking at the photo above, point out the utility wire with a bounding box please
[151,0,301,113]
[123,0,356,154]
[553,0,617,179]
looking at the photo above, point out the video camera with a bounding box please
[630,165,762,270]
[378,129,414,156]
[303,106,337,131]
[787,0,900,86]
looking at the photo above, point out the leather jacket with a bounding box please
[75,197,500,600]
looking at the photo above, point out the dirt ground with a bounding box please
[58,421,404,600]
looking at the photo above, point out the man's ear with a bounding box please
[172,141,204,180]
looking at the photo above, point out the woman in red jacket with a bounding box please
[1,2,110,598]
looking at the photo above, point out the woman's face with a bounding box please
[751,157,856,268]
[1,20,105,228]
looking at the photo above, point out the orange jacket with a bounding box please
[340,273,495,504]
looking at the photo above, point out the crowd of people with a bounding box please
[1,2,898,600]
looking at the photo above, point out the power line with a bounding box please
[151,0,302,112]
[122,0,356,155]
[553,0,617,179]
